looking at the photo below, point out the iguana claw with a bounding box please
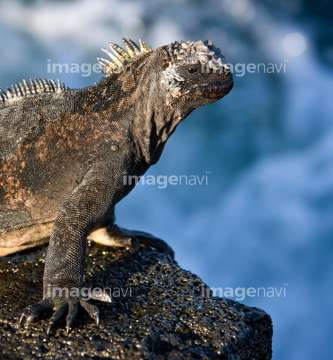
[19,296,101,335]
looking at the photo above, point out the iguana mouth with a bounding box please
[200,78,234,98]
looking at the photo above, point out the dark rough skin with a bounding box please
[0,38,233,333]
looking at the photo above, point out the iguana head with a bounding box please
[159,40,233,108]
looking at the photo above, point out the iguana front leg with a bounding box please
[19,164,127,334]
[87,222,175,259]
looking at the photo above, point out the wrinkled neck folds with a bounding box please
[130,54,185,165]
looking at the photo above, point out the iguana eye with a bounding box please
[188,67,197,74]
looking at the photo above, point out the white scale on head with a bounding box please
[160,40,229,92]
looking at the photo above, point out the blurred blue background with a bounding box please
[1,0,332,358]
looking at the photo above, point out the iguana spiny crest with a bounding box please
[98,37,151,75]
[0,38,231,106]
[0,78,65,105]
[0,38,150,106]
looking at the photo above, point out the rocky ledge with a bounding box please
[0,241,272,359]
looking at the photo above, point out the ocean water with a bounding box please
[0,0,332,358]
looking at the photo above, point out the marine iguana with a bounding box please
[0,38,233,334]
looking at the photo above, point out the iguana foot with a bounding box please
[124,229,175,259]
[88,224,175,259]
[19,290,110,334]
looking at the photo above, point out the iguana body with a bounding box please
[0,38,233,333]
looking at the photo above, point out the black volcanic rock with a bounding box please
[0,242,272,359]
